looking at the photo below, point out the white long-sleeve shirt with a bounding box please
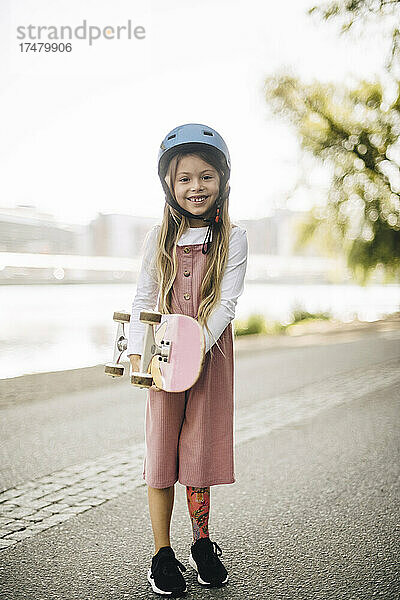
[126,224,248,356]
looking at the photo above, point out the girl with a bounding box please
[127,123,248,596]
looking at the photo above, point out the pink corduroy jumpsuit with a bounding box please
[143,241,235,489]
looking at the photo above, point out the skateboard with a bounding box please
[104,310,205,393]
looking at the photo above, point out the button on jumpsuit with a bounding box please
[143,243,235,488]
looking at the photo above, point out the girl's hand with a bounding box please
[129,354,162,392]
[129,354,141,373]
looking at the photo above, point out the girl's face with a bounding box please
[173,154,221,227]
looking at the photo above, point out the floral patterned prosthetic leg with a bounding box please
[186,486,210,541]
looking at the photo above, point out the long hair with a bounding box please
[154,149,232,357]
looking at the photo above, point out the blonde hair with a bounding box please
[154,150,232,358]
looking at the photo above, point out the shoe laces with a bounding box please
[211,541,222,558]
[159,555,187,577]
[199,540,223,566]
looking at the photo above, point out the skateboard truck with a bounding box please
[131,310,171,388]
[104,311,131,378]
[104,310,168,389]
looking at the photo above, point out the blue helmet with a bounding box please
[158,123,231,180]
[157,123,231,254]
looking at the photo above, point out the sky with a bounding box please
[0,0,393,225]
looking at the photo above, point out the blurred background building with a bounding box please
[0,204,349,284]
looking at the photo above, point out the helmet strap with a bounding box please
[202,199,224,254]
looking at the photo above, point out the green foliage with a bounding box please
[262,0,400,284]
[292,308,331,323]
[264,74,400,284]
[234,313,267,336]
[233,308,333,337]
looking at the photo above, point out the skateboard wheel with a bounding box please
[113,311,131,323]
[131,373,153,388]
[105,363,125,377]
[139,311,162,324]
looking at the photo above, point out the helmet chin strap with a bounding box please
[161,181,220,222]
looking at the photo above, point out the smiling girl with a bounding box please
[127,123,248,596]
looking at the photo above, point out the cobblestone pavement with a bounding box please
[1,358,399,551]
[0,446,146,550]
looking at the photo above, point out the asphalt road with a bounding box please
[0,328,399,599]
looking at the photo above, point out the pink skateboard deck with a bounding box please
[105,310,205,393]
[150,313,205,392]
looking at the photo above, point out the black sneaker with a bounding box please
[147,546,187,596]
[188,537,229,587]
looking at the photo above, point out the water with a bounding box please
[1,282,399,379]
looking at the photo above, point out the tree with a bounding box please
[308,0,400,74]
[264,3,400,284]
